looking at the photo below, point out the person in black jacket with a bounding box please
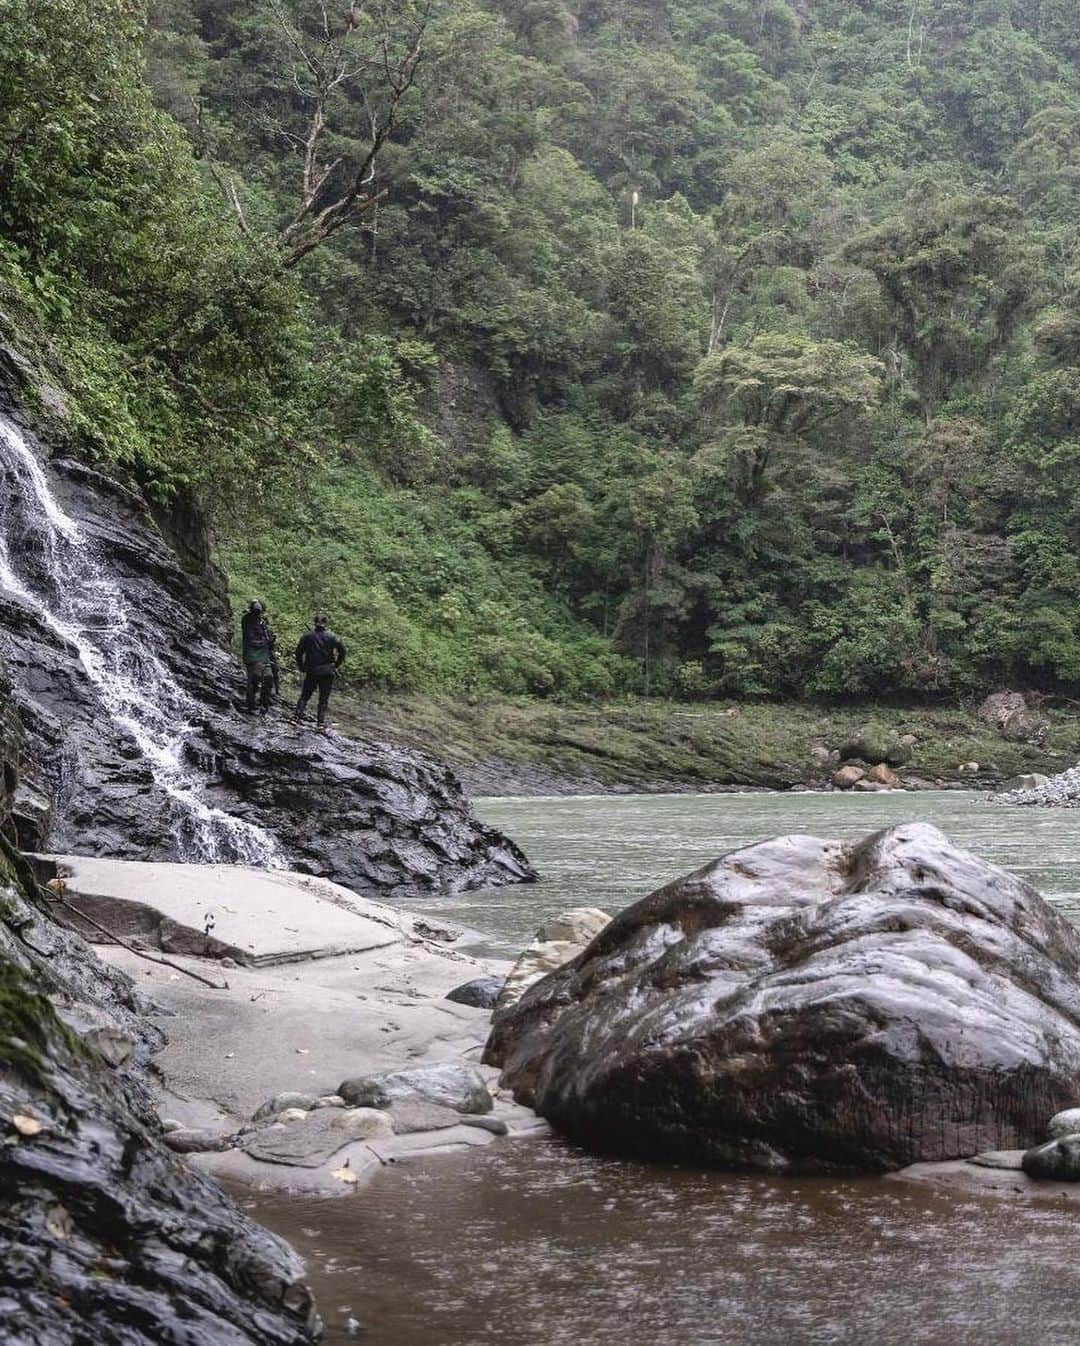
[240,600,277,714]
[292,613,346,731]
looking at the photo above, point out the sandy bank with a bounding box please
[42,854,546,1196]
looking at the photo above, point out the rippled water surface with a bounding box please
[410,789,1080,951]
[248,791,1080,1345]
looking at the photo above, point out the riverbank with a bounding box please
[42,855,546,1198]
[331,693,1079,796]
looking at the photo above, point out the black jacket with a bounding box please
[295,628,346,676]
[241,611,275,662]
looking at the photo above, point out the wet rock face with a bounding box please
[0,406,533,894]
[0,846,318,1345]
[0,653,49,851]
[485,824,1080,1173]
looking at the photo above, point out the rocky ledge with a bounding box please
[485,823,1080,1172]
[0,400,533,894]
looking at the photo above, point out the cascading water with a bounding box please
[0,413,281,866]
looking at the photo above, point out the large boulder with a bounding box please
[977,690,1047,744]
[485,824,1080,1173]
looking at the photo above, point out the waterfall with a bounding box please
[0,413,281,866]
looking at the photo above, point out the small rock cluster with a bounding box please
[825,728,915,792]
[164,1063,506,1166]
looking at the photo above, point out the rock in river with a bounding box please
[485,824,1080,1173]
[1048,1107,1080,1139]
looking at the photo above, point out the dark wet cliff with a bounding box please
[0,664,321,1345]
[0,389,533,894]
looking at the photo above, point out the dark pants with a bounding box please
[296,670,334,724]
[245,661,273,711]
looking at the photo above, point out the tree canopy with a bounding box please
[4,0,1080,698]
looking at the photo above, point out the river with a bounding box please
[244,791,1080,1346]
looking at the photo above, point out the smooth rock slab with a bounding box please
[338,1062,492,1115]
[486,824,1080,1173]
[385,1099,463,1134]
[239,1108,391,1167]
[967,1151,1025,1171]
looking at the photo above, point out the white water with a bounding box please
[0,413,280,865]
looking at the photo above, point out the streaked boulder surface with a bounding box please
[486,824,1080,1172]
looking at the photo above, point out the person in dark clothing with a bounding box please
[293,613,346,730]
[241,600,277,714]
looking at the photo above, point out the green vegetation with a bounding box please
[333,692,1080,792]
[6,1,1080,699]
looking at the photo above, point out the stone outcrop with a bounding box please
[0,839,319,1345]
[0,399,533,895]
[486,824,1080,1173]
[978,690,1047,744]
[496,907,611,1011]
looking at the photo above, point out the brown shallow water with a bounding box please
[243,791,1080,1344]
[244,1136,1080,1346]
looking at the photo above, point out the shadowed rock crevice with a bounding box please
[486,824,1080,1173]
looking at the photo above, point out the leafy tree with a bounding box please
[847,190,1039,419]
[693,333,882,501]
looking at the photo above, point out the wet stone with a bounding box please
[338,1062,492,1115]
[240,1109,387,1168]
[445,976,505,1009]
[1022,1135,1080,1181]
[385,1099,463,1134]
[252,1092,317,1122]
[1048,1107,1080,1139]
[458,1115,510,1136]
[163,1128,236,1154]
[487,823,1080,1172]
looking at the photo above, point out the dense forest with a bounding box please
[4,0,1080,700]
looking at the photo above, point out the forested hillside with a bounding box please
[4,1,1080,699]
